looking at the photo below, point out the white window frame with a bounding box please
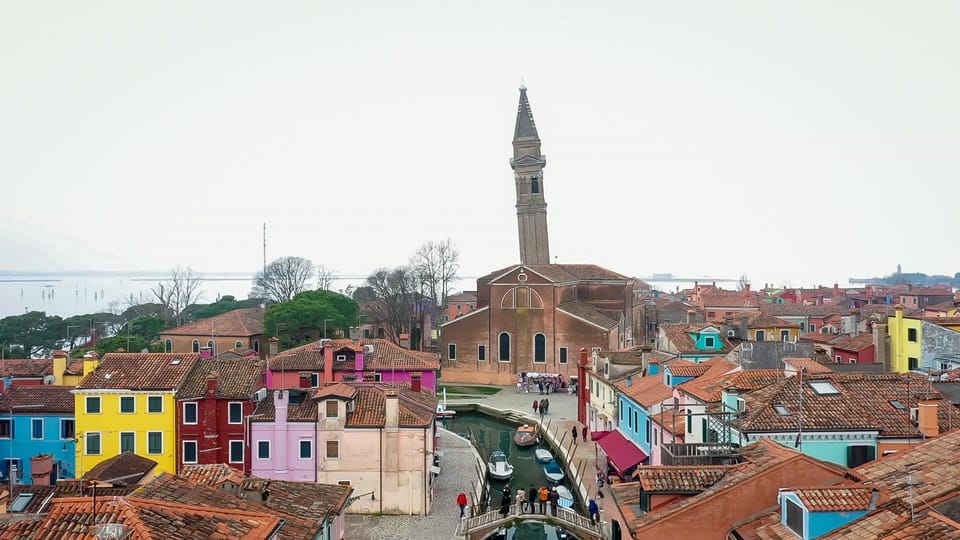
[183,402,198,425]
[28,418,43,440]
[300,439,313,460]
[235,340,244,349]
[477,344,486,362]
[147,431,163,455]
[229,440,244,464]
[119,395,136,414]
[310,373,320,388]
[182,440,198,464]
[448,343,457,361]
[336,354,347,362]
[147,395,163,414]
[256,440,271,460]
[86,432,102,455]
[86,396,101,414]
[228,402,243,424]
[119,431,136,454]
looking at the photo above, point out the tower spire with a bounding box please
[510,86,550,265]
[514,86,540,140]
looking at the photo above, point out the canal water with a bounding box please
[443,411,579,540]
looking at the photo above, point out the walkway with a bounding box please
[457,505,604,539]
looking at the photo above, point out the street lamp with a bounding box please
[323,319,333,339]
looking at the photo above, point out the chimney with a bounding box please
[273,390,288,473]
[355,344,365,372]
[740,316,749,339]
[640,345,652,376]
[744,283,750,293]
[267,337,279,358]
[206,372,219,397]
[323,341,334,383]
[833,283,840,297]
[626,375,632,387]
[868,488,881,511]
[411,372,422,393]
[83,352,100,376]
[385,389,399,429]
[52,350,67,386]
[917,397,941,438]
[89,328,99,347]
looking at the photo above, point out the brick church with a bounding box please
[440,87,635,385]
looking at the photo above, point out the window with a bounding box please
[755,330,766,341]
[30,419,43,440]
[147,396,162,413]
[809,381,840,395]
[325,440,339,459]
[228,402,243,424]
[120,432,135,453]
[147,432,162,454]
[835,355,842,363]
[908,357,919,370]
[326,400,339,418]
[164,339,172,353]
[207,340,215,352]
[300,440,313,459]
[686,411,692,433]
[8,492,34,513]
[847,445,876,468]
[774,405,791,416]
[478,345,486,362]
[781,330,790,342]
[531,177,540,193]
[234,340,243,349]
[809,324,816,333]
[183,402,198,424]
[257,441,270,460]
[890,400,906,410]
[310,373,320,387]
[86,432,101,455]
[653,429,658,445]
[448,343,457,361]
[183,441,198,464]
[785,498,804,535]
[60,419,75,440]
[229,440,244,463]
[337,480,352,486]
[736,398,746,412]
[799,322,806,332]
[645,419,650,443]
[707,311,716,318]
[86,396,101,414]
[0,419,11,439]
[498,333,511,362]
[559,347,568,364]
[534,334,546,363]
[704,336,715,348]
[120,396,136,413]
[907,328,918,342]
[192,340,200,352]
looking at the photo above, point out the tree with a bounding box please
[364,267,424,346]
[410,239,460,310]
[151,266,203,325]
[736,273,751,292]
[253,256,315,303]
[0,311,65,358]
[183,295,262,321]
[316,265,336,291]
[264,290,359,349]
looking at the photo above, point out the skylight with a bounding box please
[890,400,906,410]
[9,493,34,513]
[774,405,792,416]
[170,359,182,365]
[808,381,840,395]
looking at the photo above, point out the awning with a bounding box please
[596,430,648,473]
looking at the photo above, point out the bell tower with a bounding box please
[511,86,551,265]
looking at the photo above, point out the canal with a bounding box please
[443,411,580,540]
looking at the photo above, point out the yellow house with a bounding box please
[72,352,200,477]
[724,312,801,342]
[887,305,922,372]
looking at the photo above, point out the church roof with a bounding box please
[514,86,539,140]
[479,263,631,284]
[558,302,619,330]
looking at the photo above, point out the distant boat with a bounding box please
[487,450,514,480]
[435,404,455,419]
[543,459,565,483]
[556,485,574,509]
[514,425,538,447]
[534,448,553,464]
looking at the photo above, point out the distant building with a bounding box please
[158,308,265,359]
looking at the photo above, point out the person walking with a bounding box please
[548,487,559,517]
[571,425,578,444]
[500,490,511,518]
[582,426,588,441]
[528,485,536,513]
[538,401,545,419]
[532,399,539,415]
[538,380,544,394]
[588,498,599,525]
[538,486,549,514]
[543,398,550,415]
[596,470,605,490]
[457,492,468,519]
[515,487,526,515]
[597,489,605,510]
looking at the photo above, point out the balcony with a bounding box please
[660,442,741,466]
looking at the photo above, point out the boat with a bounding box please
[534,448,553,464]
[514,424,538,447]
[487,450,514,480]
[543,459,565,483]
[555,485,574,509]
[435,404,456,419]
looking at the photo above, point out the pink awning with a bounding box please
[596,430,648,473]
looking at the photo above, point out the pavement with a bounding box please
[346,384,626,539]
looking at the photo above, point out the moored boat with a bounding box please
[435,404,456,419]
[543,459,565,483]
[556,485,574,509]
[534,448,553,464]
[487,450,514,480]
[514,424,538,447]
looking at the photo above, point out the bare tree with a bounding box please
[364,266,421,345]
[410,238,460,309]
[253,256,315,303]
[316,265,336,291]
[737,273,751,292]
[151,266,204,324]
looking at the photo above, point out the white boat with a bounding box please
[535,448,553,464]
[487,451,514,480]
[435,404,456,419]
[543,459,565,483]
[556,485,574,509]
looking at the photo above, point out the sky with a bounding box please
[2,1,957,290]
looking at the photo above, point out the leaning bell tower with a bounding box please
[511,86,551,265]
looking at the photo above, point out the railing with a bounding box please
[660,442,741,466]
[456,504,603,539]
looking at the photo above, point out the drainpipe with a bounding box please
[423,427,428,515]
[379,427,383,514]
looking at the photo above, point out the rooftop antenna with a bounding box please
[262,222,267,274]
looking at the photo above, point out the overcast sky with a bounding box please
[2,1,956,289]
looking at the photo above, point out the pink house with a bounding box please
[829,334,876,364]
[649,409,685,465]
[249,388,317,482]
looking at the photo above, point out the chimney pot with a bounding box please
[411,372,422,393]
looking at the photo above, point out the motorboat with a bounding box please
[543,459,565,483]
[555,485,575,509]
[435,404,456,419]
[534,448,553,464]
[487,450,514,480]
[514,424,538,447]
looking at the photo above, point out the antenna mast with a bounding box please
[263,222,267,274]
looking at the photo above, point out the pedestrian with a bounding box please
[571,425,578,444]
[457,491,468,519]
[532,399,539,415]
[515,488,525,515]
[543,398,550,415]
[500,490,511,518]
[528,485,535,513]
[582,426,588,441]
[538,380,544,394]
[597,489,605,510]
[588,498,599,525]
[596,470,605,490]
[539,402,545,419]
[538,486,549,514]
[548,487,559,516]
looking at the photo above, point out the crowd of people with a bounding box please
[516,372,567,394]
[495,484,565,518]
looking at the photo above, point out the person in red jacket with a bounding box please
[457,492,468,518]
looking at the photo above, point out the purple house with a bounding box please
[249,389,317,482]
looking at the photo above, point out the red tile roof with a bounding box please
[793,486,878,512]
[360,339,440,371]
[557,302,619,330]
[238,477,352,524]
[269,339,438,372]
[783,357,833,374]
[829,333,875,353]
[681,368,782,404]
[176,356,265,399]
[651,408,687,436]
[252,389,318,423]
[659,324,736,355]
[0,385,75,413]
[614,375,673,408]
[0,358,52,377]
[345,384,437,428]
[178,463,244,488]
[313,382,357,400]
[723,312,800,329]
[77,353,200,391]
[633,466,730,493]
[702,291,761,308]
[83,452,158,486]
[664,360,711,378]
[160,308,265,337]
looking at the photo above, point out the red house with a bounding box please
[175,357,265,473]
[829,333,875,364]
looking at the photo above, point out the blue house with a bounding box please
[779,487,879,539]
[610,374,673,468]
[0,386,76,484]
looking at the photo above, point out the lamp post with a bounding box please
[323,319,333,339]
[65,325,81,357]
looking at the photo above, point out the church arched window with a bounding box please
[531,176,540,194]
[534,333,546,363]
[499,333,511,362]
[192,340,200,353]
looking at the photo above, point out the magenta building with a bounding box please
[248,388,317,482]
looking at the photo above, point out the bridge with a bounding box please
[455,504,604,539]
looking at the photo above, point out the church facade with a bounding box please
[440,88,635,385]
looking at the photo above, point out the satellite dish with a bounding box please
[141,348,149,354]
[43,375,56,385]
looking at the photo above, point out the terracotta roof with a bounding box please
[632,466,730,493]
[5,480,135,515]
[160,308,264,337]
[664,360,711,378]
[76,353,200,391]
[360,339,440,371]
[557,302,619,329]
[855,428,960,504]
[65,359,84,375]
[0,358,52,377]
[783,357,833,374]
[179,463,244,488]
[900,287,955,297]
[759,303,848,317]
[800,332,842,344]
[527,263,631,282]
[252,389,318,422]
[83,452,158,486]
[681,368,782,404]
[238,477,352,524]
[270,339,437,373]
[268,341,325,371]
[446,291,477,303]
[723,311,801,329]
[313,382,358,400]
[924,316,960,327]
[659,324,736,355]
[793,486,878,512]
[702,291,761,308]
[0,385,75,413]
[651,408,687,436]
[346,384,437,428]
[829,333,875,353]
[176,356,265,399]
[614,375,673,408]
